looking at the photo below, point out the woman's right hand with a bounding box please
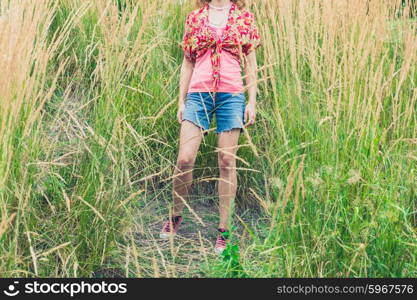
[177,102,185,124]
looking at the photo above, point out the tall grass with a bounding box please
[244,0,417,277]
[0,0,415,277]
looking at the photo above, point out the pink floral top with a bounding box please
[182,3,261,92]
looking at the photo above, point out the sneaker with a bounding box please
[160,216,183,239]
[214,228,229,255]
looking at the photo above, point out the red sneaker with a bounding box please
[160,216,183,239]
[214,228,229,255]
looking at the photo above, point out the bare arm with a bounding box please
[177,56,194,123]
[244,51,258,126]
[179,57,194,103]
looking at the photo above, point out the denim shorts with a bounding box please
[182,92,246,136]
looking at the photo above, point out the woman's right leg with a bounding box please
[172,120,204,217]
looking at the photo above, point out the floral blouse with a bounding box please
[182,3,261,92]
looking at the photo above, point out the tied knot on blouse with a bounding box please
[182,3,261,92]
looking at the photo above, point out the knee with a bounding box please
[218,153,236,172]
[177,153,195,169]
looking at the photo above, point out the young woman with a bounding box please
[160,0,261,254]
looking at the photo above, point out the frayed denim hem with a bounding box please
[216,127,244,135]
[181,118,209,136]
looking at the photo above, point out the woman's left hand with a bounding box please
[244,102,256,127]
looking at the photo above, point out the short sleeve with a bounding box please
[181,13,196,63]
[242,12,261,56]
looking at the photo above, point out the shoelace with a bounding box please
[163,221,172,232]
[163,217,180,232]
[216,235,226,248]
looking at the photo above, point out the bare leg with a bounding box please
[172,120,204,216]
[217,129,241,230]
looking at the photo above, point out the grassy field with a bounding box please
[0,0,416,277]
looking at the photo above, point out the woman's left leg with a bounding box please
[217,128,241,230]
